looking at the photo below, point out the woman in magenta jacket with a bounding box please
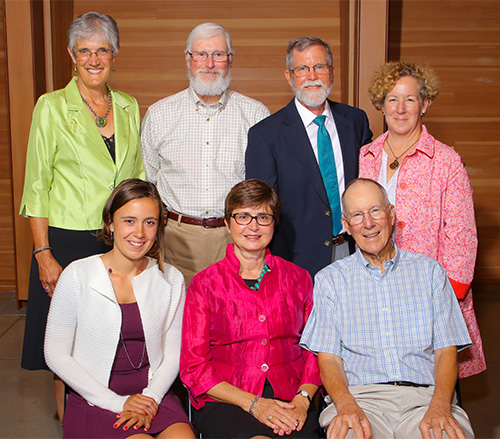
[180,179,321,439]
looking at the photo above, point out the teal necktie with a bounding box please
[313,115,342,236]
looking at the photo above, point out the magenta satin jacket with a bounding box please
[359,126,486,377]
[180,244,321,409]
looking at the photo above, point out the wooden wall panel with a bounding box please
[0,0,16,291]
[388,0,500,285]
[73,1,342,115]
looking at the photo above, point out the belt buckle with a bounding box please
[202,217,218,228]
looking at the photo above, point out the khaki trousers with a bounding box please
[320,384,474,439]
[163,215,232,286]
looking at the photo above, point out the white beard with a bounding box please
[188,68,231,97]
[292,79,332,108]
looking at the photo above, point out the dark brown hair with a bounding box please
[224,179,281,225]
[98,179,165,270]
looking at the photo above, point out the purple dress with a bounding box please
[63,302,190,438]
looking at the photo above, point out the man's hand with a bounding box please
[326,399,372,439]
[419,401,467,439]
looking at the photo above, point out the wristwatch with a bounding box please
[296,390,312,403]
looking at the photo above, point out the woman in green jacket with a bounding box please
[19,11,145,421]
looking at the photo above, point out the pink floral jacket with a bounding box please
[359,126,486,377]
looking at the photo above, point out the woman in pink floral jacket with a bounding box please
[359,62,485,378]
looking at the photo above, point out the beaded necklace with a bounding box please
[250,264,270,291]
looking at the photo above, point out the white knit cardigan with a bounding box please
[44,254,185,413]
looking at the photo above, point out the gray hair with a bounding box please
[285,36,333,70]
[68,12,120,55]
[185,22,233,55]
[341,178,390,215]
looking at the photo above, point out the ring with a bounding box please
[44,286,49,290]
[268,415,273,421]
[141,417,145,422]
[147,406,153,414]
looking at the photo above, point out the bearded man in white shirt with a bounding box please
[142,23,270,285]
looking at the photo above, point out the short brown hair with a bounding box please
[224,179,281,225]
[368,61,440,110]
[98,179,165,270]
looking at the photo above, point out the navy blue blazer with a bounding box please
[246,99,372,278]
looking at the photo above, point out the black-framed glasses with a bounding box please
[75,48,113,61]
[187,51,231,62]
[344,206,389,226]
[289,64,331,77]
[231,212,275,226]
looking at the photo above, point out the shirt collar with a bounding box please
[362,125,435,159]
[355,241,400,274]
[293,97,332,128]
[188,85,228,110]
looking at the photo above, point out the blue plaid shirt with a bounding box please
[300,245,471,386]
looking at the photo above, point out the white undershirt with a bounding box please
[378,149,399,207]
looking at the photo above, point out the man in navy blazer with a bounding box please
[246,36,372,278]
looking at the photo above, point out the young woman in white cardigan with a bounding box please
[44,179,195,439]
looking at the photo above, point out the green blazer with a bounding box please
[20,77,145,230]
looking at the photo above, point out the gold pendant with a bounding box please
[390,159,399,170]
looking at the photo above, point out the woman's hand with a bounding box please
[123,394,158,418]
[35,251,62,297]
[288,393,310,431]
[252,397,298,435]
[113,411,152,432]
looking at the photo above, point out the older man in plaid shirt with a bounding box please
[141,23,269,285]
[301,178,474,439]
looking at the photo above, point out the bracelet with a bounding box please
[33,246,52,256]
[249,396,260,417]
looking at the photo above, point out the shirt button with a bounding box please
[207,118,211,122]
[399,182,407,190]
[261,339,268,346]
[398,221,406,228]
[261,363,269,372]
[259,315,266,322]
[109,185,114,191]
[206,141,210,145]
[386,332,390,336]
[324,240,331,247]
[325,210,331,216]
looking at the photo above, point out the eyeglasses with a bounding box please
[344,206,389,226]
[187,51,231,62]
[75,48,113,61]
[231,212,275,226]
[289,64,331,77]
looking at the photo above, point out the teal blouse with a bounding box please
[19,77,145,230]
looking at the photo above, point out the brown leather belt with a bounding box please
[378,381,430,388]
[332,232,349,246]
[165,211,226,228]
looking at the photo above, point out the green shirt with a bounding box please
[19,77,145,230]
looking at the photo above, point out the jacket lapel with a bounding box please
[65,78,116,166]
[283,100,329,206]
[330,100,358,183]
[112,90,131,174]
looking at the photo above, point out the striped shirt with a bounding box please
[141,87,269,218]
[300,246,471,386]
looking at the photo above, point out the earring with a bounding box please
[110,231,114,241]
[74,65,77,71]
[112,67,115,71]
[421,112,425,116]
